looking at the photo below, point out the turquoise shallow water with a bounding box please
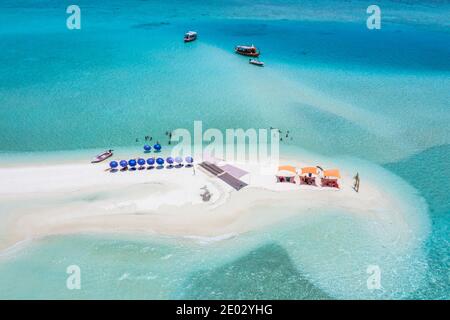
[385,145,450,299]
[0,204,431,299]
[1,1,449,162]
[0,0,449,299]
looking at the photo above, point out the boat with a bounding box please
[249,59,264,67]
[235,45,260,57]
[184,31,197,42]
[91,150,113,163]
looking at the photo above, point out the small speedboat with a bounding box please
[249,59,264,67]
[184,31,197,42]
[235,45,260,57]
[91,150,113,163]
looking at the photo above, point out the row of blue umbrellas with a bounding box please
[143,144,161,153]
[109,156,193,169]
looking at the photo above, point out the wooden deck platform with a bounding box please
[198,161,248,191]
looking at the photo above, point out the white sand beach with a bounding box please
[0,152,426,256]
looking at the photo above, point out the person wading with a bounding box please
[353,172,360,192]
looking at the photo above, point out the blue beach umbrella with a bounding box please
[143,144,151,152]
[137,158,146,166]
[146,157,155,165]
[185,156,193,167]
[154,143,162,152]
[129,159,137,167]
[166,157,174,168]
[109,160,118,169]
[119,160,128,168]
[175,156,183,164]
[156,157,165,165]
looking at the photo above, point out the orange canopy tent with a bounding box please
[278,165,296,173]
[276,165,297,182]
[323,169,341,179]
[301,167,318,175]
[276,165,297,177]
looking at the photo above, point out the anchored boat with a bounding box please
[184,31,197,42]
[235,45,260,57]
[249,58,264,67]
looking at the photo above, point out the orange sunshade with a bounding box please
[301,167,318,175]
[323,169,341,179]
[278,165,296,174]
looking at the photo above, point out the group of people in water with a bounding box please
[137,128,293,145]
[270,127,294,143]
[135,130,174,146]
[136,128,293,146]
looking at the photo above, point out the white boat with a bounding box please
[91,150,113,163]
[184,31,197,42]
[249,59,264,67]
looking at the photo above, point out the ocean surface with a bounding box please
[0,0,449,299]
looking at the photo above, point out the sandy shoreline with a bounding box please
[0,153,426,255]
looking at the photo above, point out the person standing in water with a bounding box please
[353,172,360,192]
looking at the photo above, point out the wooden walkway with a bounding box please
[198,162,248,191]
